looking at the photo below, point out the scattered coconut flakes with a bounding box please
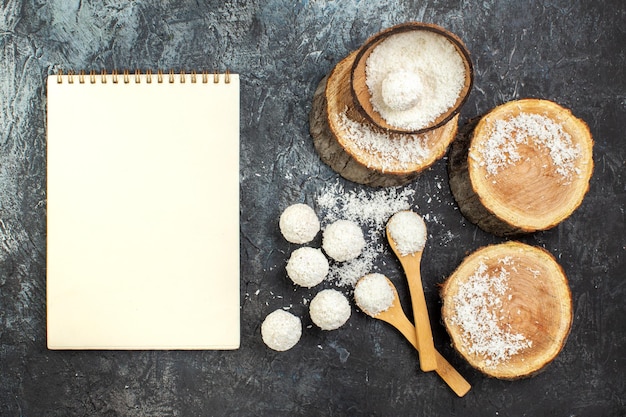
[366,30,466,131]
[477,112,582,182]
[334,109,431,172]
[451,260,532,367]
[316,181,415,287]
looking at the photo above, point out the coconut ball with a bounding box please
[387,210,427,256]
[354,273,395,317]
[322,220,365,262]
[381,70,423,111]
[309,289,351,330]
[279,203,320,244]
[261,309,302,351]
[286,247,329,288]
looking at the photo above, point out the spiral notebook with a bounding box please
[46,70,240,350]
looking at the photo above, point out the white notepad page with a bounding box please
[46,72,240,349]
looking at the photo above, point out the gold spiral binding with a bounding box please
[55,69,233,84]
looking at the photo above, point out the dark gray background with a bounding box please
[1,0,624,416]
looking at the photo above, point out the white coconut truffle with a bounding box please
[322,220,365,262]
[279,203,320,244]
[387,211,427,256]
[309,289,351,330]
[381,70,423,111]
[286,247,329,288]
[354,273,395,317]
[261,309,302,351]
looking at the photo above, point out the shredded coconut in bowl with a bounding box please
[309,289,351,330]
[354,273,395,317]
[366,30,466,131]
[286,247,329,288]
[387,211,427,256]
[279,203,320,244]
[322,220,366,262]
[261,309,302,352]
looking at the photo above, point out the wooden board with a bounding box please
[449,99,593,235]
[440,241,572,379]
[310,50,458,187]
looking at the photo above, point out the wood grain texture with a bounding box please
[441,242,573,379]
[449,99,593,236]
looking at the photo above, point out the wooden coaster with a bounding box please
[449,99,593,236]
[310,50,458,187]
[440,241,572,379]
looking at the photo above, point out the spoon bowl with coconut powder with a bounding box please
[386,210,438,372]
[354,273,470,397]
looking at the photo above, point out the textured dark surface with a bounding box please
[1,0,625,416]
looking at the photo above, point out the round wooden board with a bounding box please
[449,99,593,235]
[440,241,572,379]
[310,50,459,187]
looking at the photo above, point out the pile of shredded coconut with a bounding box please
[476,112,582,182]
[387,211,427,256]
[316,181,416,287]
[366,30,466,131]
[354,273,395,317]
[334,110,431,172]
[451,258,532,367]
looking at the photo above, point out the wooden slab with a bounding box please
[440,241,573,379]
[449,99,593,235]
[310,51,458,187]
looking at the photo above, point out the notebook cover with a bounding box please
[46,73,240,350]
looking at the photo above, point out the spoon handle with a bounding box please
[389,312,471,397]
[402,252,438,372]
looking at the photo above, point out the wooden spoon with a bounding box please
[355,275,471,397]
[386,212,438,372]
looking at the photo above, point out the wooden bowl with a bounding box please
[350,22,473,135]
[440,241,573,379]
